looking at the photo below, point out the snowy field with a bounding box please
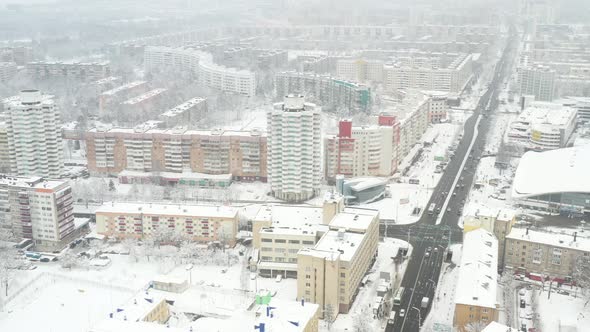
[363,122,462,223]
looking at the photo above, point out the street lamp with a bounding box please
[412,307,422,328]
[185,264,193,285]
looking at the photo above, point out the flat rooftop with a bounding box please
[121,88,167,105]
[0,175,66,190]
[160,97,206,118]
[254,205,323,227]
[454,229,498,309]
[96,202,238,219]
[507,227,590,253]
[101,81,147,96]
[311,230,366,262]
[328,208,378,232]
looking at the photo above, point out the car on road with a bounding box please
[433,247,438,253]
[447,207,451,212]
[399,309,406,318]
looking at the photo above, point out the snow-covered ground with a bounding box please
[516,285,590,332]
[422,243,462,331]
[329,238,412,332]
[363,122,462,223]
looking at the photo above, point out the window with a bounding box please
[288,240,300,244]
[305,282,310,287]
[551,248,562,265]
[340,272,345,277]
[261,238,272,243]
[302,240,314,245]
[261,247,272,252]
[532,248,543,264]
[274,239,286,243]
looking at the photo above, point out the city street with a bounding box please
[382,24,519,332]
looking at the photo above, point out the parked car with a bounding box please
[399,309,406,318]
[520,299,526,308]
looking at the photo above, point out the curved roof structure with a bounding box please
[512,145,590,198]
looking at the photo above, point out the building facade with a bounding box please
[0,62,17,82]
[507,102,577,152]
[335,58,384,83]
[159,97,208,127]
[95,202,239,246]
[85,127,267,182]
[517,64,556,101]
[275,71,371,113]
[383,53,473,93]
[0,176,75,251]
[26,61,111,81]
[144,46,256,96]
[504,227,590,281]
[4,90,64,178]
[324,116,399,182]
[268,95,321,202]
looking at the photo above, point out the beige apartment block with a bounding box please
[453,229,499,331]
[297,208,379,319]
[504,227,590,280]
[96,202,239,246]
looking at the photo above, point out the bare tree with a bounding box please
[573,254,590,307]
[323,303,335,329]
[121,238,139,262]
[0,243,21,296]
[465,320,488,332]
[60,251,79,269]
[352,305,372,332]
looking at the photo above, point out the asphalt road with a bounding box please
[383,26,519,332]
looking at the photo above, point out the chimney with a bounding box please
[574,232,577,242]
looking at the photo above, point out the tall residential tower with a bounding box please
[268,95,321,202]
[4,90,64,178]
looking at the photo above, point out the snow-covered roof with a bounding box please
[0,175,66,191]
[160,97,206,118]
[507,227,590,253]
[328,208,378,232]
[345,177,387,192]
[512,145,590,198]
[311,230,366,262]
[101,81,146,96]
[96,202,238,219]
[454,228,498,309]
[482,321,518,332]
[254,205,323,227]
[121,88,167,105]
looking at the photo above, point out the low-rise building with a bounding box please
[26,60,110,81]
[159,97,207,128]
[504,227,590,281]
[95,202,239,246]
[507,102,577,151]
[453,229,499,331]
[512,145,590,215]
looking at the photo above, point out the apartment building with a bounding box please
[507,102,577,151]
[268,95,321,202]
[382,93,431,163]
[463,206,517,267]
[159,97,208,127]
[453,229,499,331]
[275,71,372,113]
[0,46,33,65]
[0,122,9,173]
[335,58,384,83]
[99,81,148,113]
[0,176,76,251]
[424,92,449,123]
[4,90,64,178]
[504,227,590,281]
[517,64,556,101]
[85,127,267,182]
[383,52,473,93]
[95,202,239,245]
[0,62,17,82]
[324,115,399,182]
[297,208,379,318]
[26,61,110,81]
[144,46,256,96]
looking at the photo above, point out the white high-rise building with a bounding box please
[4,90,64,178]
[517,64,556,101]
[268,95,321,202]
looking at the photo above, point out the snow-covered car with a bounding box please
[399,309,405,317]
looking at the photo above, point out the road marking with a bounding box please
[436,114,482,225]
[400,249,428,331]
